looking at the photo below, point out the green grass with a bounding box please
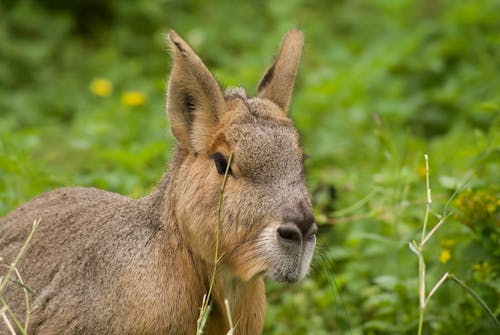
[1,0,499,334]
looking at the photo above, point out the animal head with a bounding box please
[166,30,315,283]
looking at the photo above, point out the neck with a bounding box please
[147,146,266,334]
[205,269,266,334]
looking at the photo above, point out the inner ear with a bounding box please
[257,63,276,93]
[166,31,225,152]
[257,30,304,114]
[185,95,197,114]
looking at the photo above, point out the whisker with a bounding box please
[315,248,353,335]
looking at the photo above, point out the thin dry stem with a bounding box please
[416,154,432,335]
[0,296,27,335]
[420,154,431,243]
[14,268,30,330]
[196,153,233,334]
[1,308,16,335]
[421,211,453,247]
[0,219,40,295]
[0,219,39,335]
[224,299,235,335]
[426,272,449,304]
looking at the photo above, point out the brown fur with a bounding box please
[0,30,315,334]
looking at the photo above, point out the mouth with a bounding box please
[266,234,316,283]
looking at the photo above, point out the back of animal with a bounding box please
[0,30,316,334]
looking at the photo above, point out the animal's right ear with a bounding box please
[166,31,225,152]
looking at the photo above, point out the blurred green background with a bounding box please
[1,0,499,334]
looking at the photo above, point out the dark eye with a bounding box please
[211,152,232,176]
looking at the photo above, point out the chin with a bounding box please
[268,270,303,283]
[266,237,316,283]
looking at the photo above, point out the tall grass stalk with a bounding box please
[0,219,40,295]
[0,218,40,335]
[1,305,17,335]
[409,154,451,335]
[409,155,499,334]
[224,298,236,335]
[14,268,30,331]
[196,153,233,335]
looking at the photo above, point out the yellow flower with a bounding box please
[89,78,113,97]
[122,91,146,107]
[439,249,451,263]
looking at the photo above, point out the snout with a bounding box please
[277,203,317,246]
[266,202,316,283]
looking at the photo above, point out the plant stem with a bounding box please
[421,154,431,242]
[0,219,40,295]
[416,154,432,335]
[196,153,233,334]
[417,310,424,335]
[417,251,425,335]
[0,296,27,335]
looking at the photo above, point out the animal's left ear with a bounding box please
[257,30,304,114]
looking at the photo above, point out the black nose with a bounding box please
[277,202,316,244]
[277,224,302,243]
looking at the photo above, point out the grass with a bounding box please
[410,155,499,334]
[196,153,235,335]
[408,154,453,335]
[0,219,40,335]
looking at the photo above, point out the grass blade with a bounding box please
[0,219,40,295]
[0,297,28,335]
[449,274,500,328]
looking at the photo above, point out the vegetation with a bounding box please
[1,0,498,334]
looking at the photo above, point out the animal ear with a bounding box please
[166,31,225,152]
[257,30,304,114]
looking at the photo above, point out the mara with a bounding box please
[0,30,316,334]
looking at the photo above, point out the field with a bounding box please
[1,0,499,334]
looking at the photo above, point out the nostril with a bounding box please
[304,223,317,240]
[283,201,315,237]
[277,225,302,244]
